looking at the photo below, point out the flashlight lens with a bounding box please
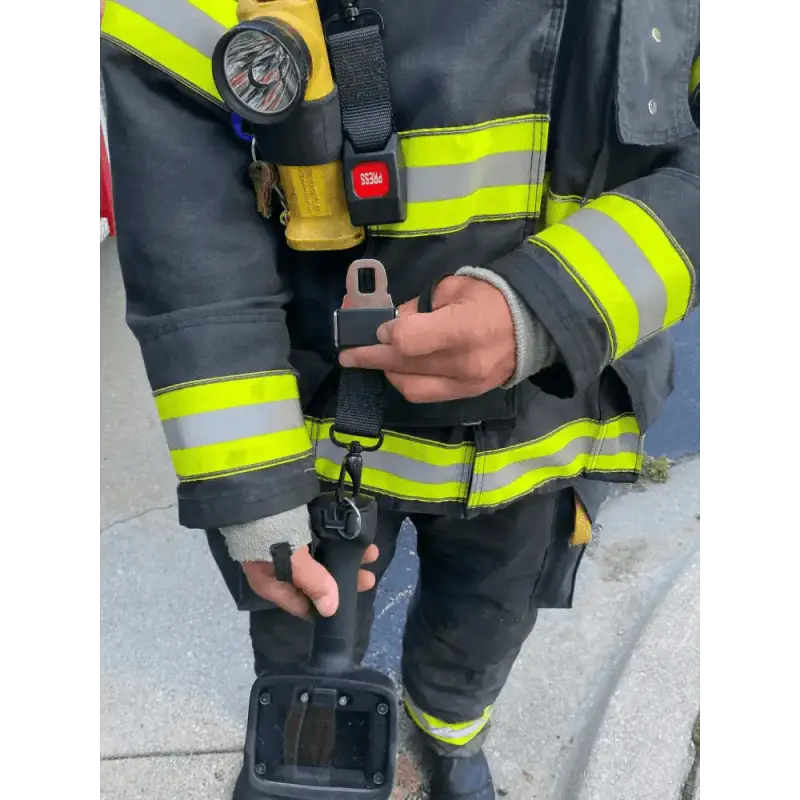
[223,29,302,115]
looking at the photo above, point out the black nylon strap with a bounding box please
[334,367,385,440]
[327,22,394,152]
[326,9,394,444]
[270,542,294,584]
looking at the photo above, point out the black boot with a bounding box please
[232,764,248,800]
[430,749,495,800]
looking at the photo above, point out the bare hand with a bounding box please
[338,276,516,402]
[242,544,379,619]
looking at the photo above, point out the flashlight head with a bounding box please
[212,18,311,124]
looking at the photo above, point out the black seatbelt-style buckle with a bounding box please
[334,259,397,350]
[343,134,407,227]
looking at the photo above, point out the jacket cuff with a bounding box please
[221,505,311,562]
[455,266,558,386]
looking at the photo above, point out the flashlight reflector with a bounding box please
[213,20,310,124]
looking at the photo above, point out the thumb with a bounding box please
[377,297,417,344]
[290,547,340,617]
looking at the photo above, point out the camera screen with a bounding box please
[281,704,370,773]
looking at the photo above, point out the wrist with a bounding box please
[221,505,312,563]
[455,266,557,386]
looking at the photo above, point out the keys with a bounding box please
[248,160,279,219]
[248,137,288,222]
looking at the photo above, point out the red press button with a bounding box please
[351,161,391,199]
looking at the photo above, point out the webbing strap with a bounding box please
[326,7,394,443]
[334,368,385,441]
[326,10,394,153]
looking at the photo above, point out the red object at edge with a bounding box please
[101,126,116,237]
[100,0,115,237]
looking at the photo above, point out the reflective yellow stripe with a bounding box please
[101,0,236,105]
[404,695,493,747]
[591,195,693,331]
[541,173,582,227]
[469,415,643,509]
[399,116,548,167]
[155,372,311,481]
[155,372,301,419]
[171,426,312,480]
[690,57,700,95]
[545,190,582,227]
[371,116,549,238]
[533,192,694,358]
[305,415,642,509]
[307,419,473,503]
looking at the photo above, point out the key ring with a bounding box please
[338,496,362,540]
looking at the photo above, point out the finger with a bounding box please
[386,304,477,356]
[258,580,315,618]
[377,298,418,343]
[385,371,485,403]
[358,568,377,592]
[396,297,418,316]
[241,563,313,619]
[361,544,379,565]
[339,343,467,377]
[291,547,340,617]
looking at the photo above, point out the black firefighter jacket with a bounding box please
[101,0,700,532]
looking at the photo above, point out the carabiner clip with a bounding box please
[337,443,364,503]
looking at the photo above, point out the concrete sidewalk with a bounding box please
[101,240,700,799]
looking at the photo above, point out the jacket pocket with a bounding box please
[615,0,700,146]
[531,489,588,609]
[611,333,676,434]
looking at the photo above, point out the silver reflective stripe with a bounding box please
[477,432,642,494]
[405,694,491,744]
[314,437,468,487]
[408,151,545,203]
[563,207,669,339]
[162,399,305,451]
[115,0,224,56]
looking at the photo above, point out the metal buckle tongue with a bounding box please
[343,258,393,310]
[334,258,396,350]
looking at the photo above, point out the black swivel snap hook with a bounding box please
[337,442,364,503]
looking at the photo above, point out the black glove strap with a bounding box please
[417,273,454,314]
[269,542,294,584]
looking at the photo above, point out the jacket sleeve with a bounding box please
[487,129,699,396]
[102,41,320,530]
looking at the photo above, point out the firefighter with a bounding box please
[101,0,699,797]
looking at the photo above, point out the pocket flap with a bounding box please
[616,0,699,145]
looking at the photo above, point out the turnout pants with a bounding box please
[207,487,586,756]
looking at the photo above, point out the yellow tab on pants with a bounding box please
[533,192,695,358]
[155,371,312,481]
